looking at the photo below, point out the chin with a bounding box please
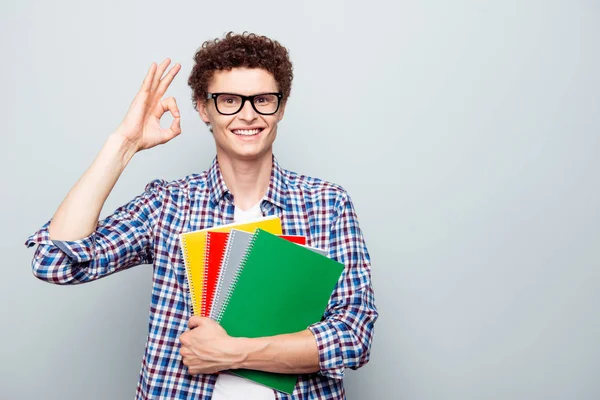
[215,133,275,161]
[230,144,273,161]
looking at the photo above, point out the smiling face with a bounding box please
[198,68,286,162]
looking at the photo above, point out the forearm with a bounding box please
[49,132,136,241]
[232,329,320,374]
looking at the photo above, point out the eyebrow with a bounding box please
[208,91,279,95]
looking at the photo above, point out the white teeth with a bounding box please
[232,128,261,136]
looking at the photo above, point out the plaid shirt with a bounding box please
[25,156,378,400]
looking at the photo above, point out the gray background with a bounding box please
[1,0,599,399]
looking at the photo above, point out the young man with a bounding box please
[26,32,377,399]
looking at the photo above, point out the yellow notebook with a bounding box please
[179,216,283,315]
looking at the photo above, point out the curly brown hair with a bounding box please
[188,32,294,110]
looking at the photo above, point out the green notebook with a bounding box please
[217,229,344,394]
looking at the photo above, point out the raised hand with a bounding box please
[116,59,182,152]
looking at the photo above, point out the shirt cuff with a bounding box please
[25,221,96,263]
[308,320,345,380]
[25,220,53,247]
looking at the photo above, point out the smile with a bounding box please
[231,128,264,136]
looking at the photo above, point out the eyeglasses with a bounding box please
[206,92,283,115]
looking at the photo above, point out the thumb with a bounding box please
[167,116,181,139]
[160,97,181,140]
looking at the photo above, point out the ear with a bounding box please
[197,98,211,124]
[277,101,287,122]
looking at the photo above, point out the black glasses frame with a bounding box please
[206,92,283,115]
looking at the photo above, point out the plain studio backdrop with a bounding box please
[1,1,599,399]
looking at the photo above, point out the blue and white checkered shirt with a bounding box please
[25,156,378,399]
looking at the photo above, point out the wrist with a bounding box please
[229,337,269,370]
[108,131,138,164]
[229,337,249,370]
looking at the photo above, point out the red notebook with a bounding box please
[202,232,230,317]
[278,235,306,245]
[203,232,306,317]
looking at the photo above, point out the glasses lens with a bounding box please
[253,94,279,114]
[215,94,243,114]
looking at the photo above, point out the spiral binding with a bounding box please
[216,230,260,323]
[180,234,198,316]
[201,233,212,317]
[210,231,235,320]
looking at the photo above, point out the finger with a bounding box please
[180,347,192,357]
[166,96,180,118]
[159,100,182,139]
[179,332,189,346]
[154,96,179,119]
[189,315,202,329]
[151,58,171,93]
[139,63,157,93]
[155,63,181,98]
[165,117,181,139]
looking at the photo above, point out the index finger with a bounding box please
[180,346,192,356]
[155,63,181,98]
[188,315,202,329]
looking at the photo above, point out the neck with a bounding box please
[217,151,272,211]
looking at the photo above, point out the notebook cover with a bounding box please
[217,229,344,394]
[203,231,230,317]
[209,231,308,320]
[179,216,282,316]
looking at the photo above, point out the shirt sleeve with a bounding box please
[307,191,378,380]
[24,179,166,284]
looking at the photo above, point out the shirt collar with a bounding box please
[264,156,289,210]
[206,155,289,209]
[206,157,230,206]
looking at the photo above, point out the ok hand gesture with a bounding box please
[116,59,182,152]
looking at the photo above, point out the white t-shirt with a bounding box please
[212,200,276,400]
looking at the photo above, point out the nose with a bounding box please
[238,98,258,122]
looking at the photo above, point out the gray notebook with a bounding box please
[210,229,254,320]
[304,245,327,257]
